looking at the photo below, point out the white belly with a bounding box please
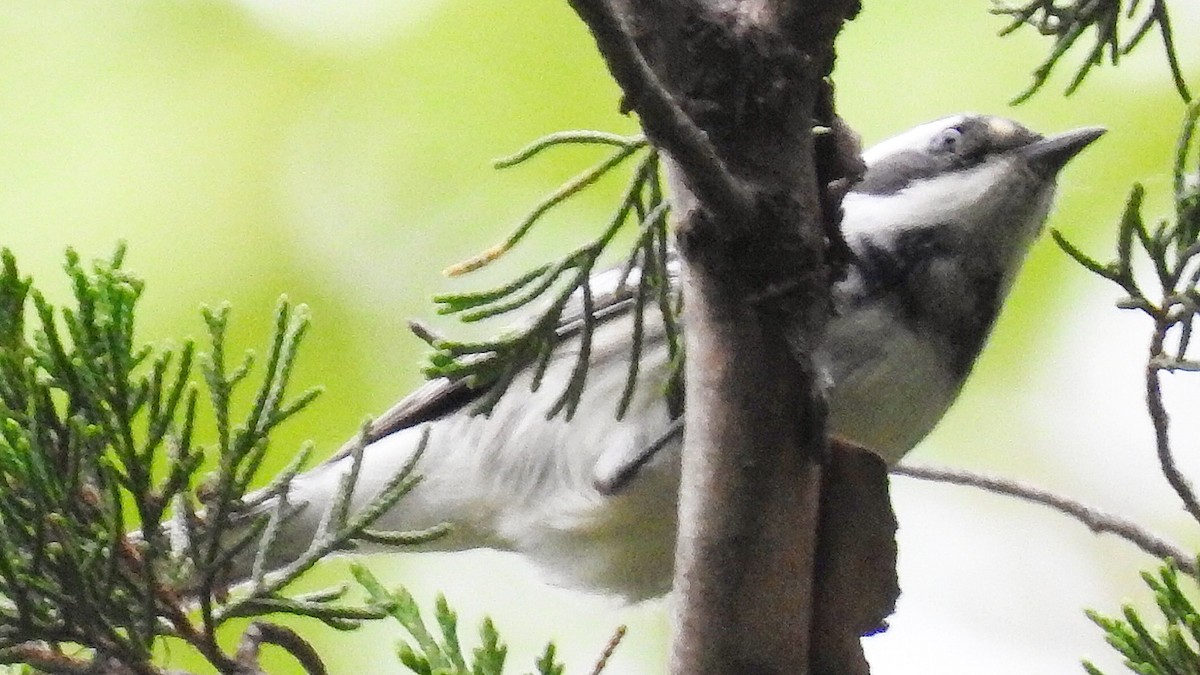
[822,303,959,462]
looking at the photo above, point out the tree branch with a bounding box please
[564,0,753,222]
[235,622,328,675]
[1147,326,1200,526]
[567,1,878,674]
[0,645,101,675]
[892,464,1198,577]
[588,625,628,675]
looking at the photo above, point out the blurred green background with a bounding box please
[1,1,1197,673]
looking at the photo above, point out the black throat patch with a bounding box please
[852,225,1005,378]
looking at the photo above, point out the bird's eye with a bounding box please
[934,127,963,153]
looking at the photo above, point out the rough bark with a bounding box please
[565,2,892,673]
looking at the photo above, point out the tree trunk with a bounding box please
[565,2,895,673]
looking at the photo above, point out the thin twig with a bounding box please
[444,144,644,277]
[493,131,645,167]
[1150,0,1191,102]
[564,0,754,222]
[0,644,100,675]
[589,625,627,675]
[1147,325,1200,527]
[892,464,1198,577]
[236,621,328,675]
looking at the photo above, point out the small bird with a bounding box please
[238,115,1104,601]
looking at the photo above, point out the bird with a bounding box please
[229,114,1104,601]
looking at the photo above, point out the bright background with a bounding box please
[1,1,1198,673]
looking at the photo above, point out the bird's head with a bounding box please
[841,114,1105,282]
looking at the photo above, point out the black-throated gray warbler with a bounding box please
[234,115,1104,600]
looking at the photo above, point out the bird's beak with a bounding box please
[1020,126,1107,178]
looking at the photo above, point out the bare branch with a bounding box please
[0,645,103,675]
[564,0,754,222]
[892,464,1198,577]
[236,621,328,675]
[1147,328,1200,526]
[589,625,628,675]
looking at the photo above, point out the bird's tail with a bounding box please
[211,423,475,587]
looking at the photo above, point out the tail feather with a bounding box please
[209,309,681,597]
[219,424,478,585]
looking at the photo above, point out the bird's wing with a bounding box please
[322,263,666,464]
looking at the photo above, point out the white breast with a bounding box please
[821,302,959,463]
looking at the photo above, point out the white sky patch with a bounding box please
[864,255,1200,674]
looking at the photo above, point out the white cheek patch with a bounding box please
[840,161,1010,239]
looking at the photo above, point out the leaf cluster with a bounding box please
[0,246,203,668]
[1053,98,1200,364]
[415,131,683,421]
[353,564,619,675]
[1085,561,1200,675]
[0,248,434,674]
[994,0,1191,104]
